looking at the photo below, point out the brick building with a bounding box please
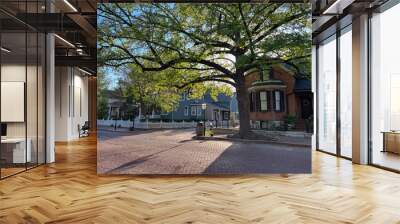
[245,65,312,131]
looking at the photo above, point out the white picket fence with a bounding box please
[97,119,230,129]
[97,119,197,129]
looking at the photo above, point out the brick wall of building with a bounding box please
[245,66,300,124]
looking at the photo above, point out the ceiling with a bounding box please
[0,0,97,74]
[6,0,388,72]
[312,0,390,43]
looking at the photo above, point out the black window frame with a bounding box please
[273,90,285,112]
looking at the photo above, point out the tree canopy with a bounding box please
[121,64,233,114]
[97,3,311,136]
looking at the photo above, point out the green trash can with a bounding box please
[196,122,204,136]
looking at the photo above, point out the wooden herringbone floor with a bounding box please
[1,134,400,224]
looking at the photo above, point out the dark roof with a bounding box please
[209,101,230,110]
[251,79,285,87]
[294,79,311,93]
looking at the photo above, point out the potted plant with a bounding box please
[284,115,297,131]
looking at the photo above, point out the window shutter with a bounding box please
[254,93,258,112]
[267,91,271,111]
[256,91,261,112]
[249,93,254,112]
[280,91,285,112]
[272,91,276,112]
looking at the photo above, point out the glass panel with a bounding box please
[1,30,27,177]
[191,106,196,116]
[317,35,337,154]
[27,31,38,169]
[197,106,202,116]
[371,4,400,171]
[38,32,45,165]
[260,91,267,111]
[275,91,281,111]
[340,27,352,158]
[0,0,46,179]
[25,0,41,170]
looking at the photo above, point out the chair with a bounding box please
[79,121,90,138]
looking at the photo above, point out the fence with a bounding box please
[97,119,230,129]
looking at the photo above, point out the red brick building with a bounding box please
[245,65,312,130]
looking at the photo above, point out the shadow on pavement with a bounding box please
[203,143,311,174]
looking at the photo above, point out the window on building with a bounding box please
[260,67,272,81]
[249,93,254,112]
[260,91,268,111]
[197,106,202,116]
[191,106,197,116]
[184,106,189,116]
[262,70,269,81]
[275,91,281,111]
[272,90,285,112]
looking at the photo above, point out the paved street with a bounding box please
[97,129,311,174]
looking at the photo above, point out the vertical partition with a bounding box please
[339,26,353,158]
[317,35,337,155]
[0,1,47,179]
[370,3,400,171]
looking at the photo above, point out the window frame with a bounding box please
[197,106,202,116]
[274,90,281,111]
[259,91,268,112]
[191,106,197,116]
[184,106,188,116]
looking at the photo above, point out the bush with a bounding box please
[284,115,297,131]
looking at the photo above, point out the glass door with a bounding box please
[370,3,400,171]
[317,35,337,154]
[0,1,47,179]
[0,30,28,178]
[339,26,352,158]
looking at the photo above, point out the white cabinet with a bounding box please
[1,138,31,163]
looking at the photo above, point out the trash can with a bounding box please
[196,122,204,136]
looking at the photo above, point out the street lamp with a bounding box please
[201,103,207,136]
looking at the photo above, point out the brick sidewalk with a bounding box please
[97,129,311,175]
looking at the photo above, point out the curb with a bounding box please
[194,136,311,148]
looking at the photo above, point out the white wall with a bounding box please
[1,62,46,164]
[54,67,89,141]
[55,66,69,141]
[1,64,26,138]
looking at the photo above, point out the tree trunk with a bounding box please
[236,76,251,138]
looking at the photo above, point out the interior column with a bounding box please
[352,14,369,164]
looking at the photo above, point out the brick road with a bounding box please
[97,129,311,174]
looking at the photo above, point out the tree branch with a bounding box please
[249,12,305,48]
[175,76,236,89]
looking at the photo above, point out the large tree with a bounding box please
[98,3,311,137]
[123,65,181,116]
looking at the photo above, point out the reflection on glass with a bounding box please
[340,27,352,158]
[0,0,47,178]
[318,35,337,154]
[371,3,400,171]
[27,31,38,169]
[1,31,27,177]
[38,33,46,165]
